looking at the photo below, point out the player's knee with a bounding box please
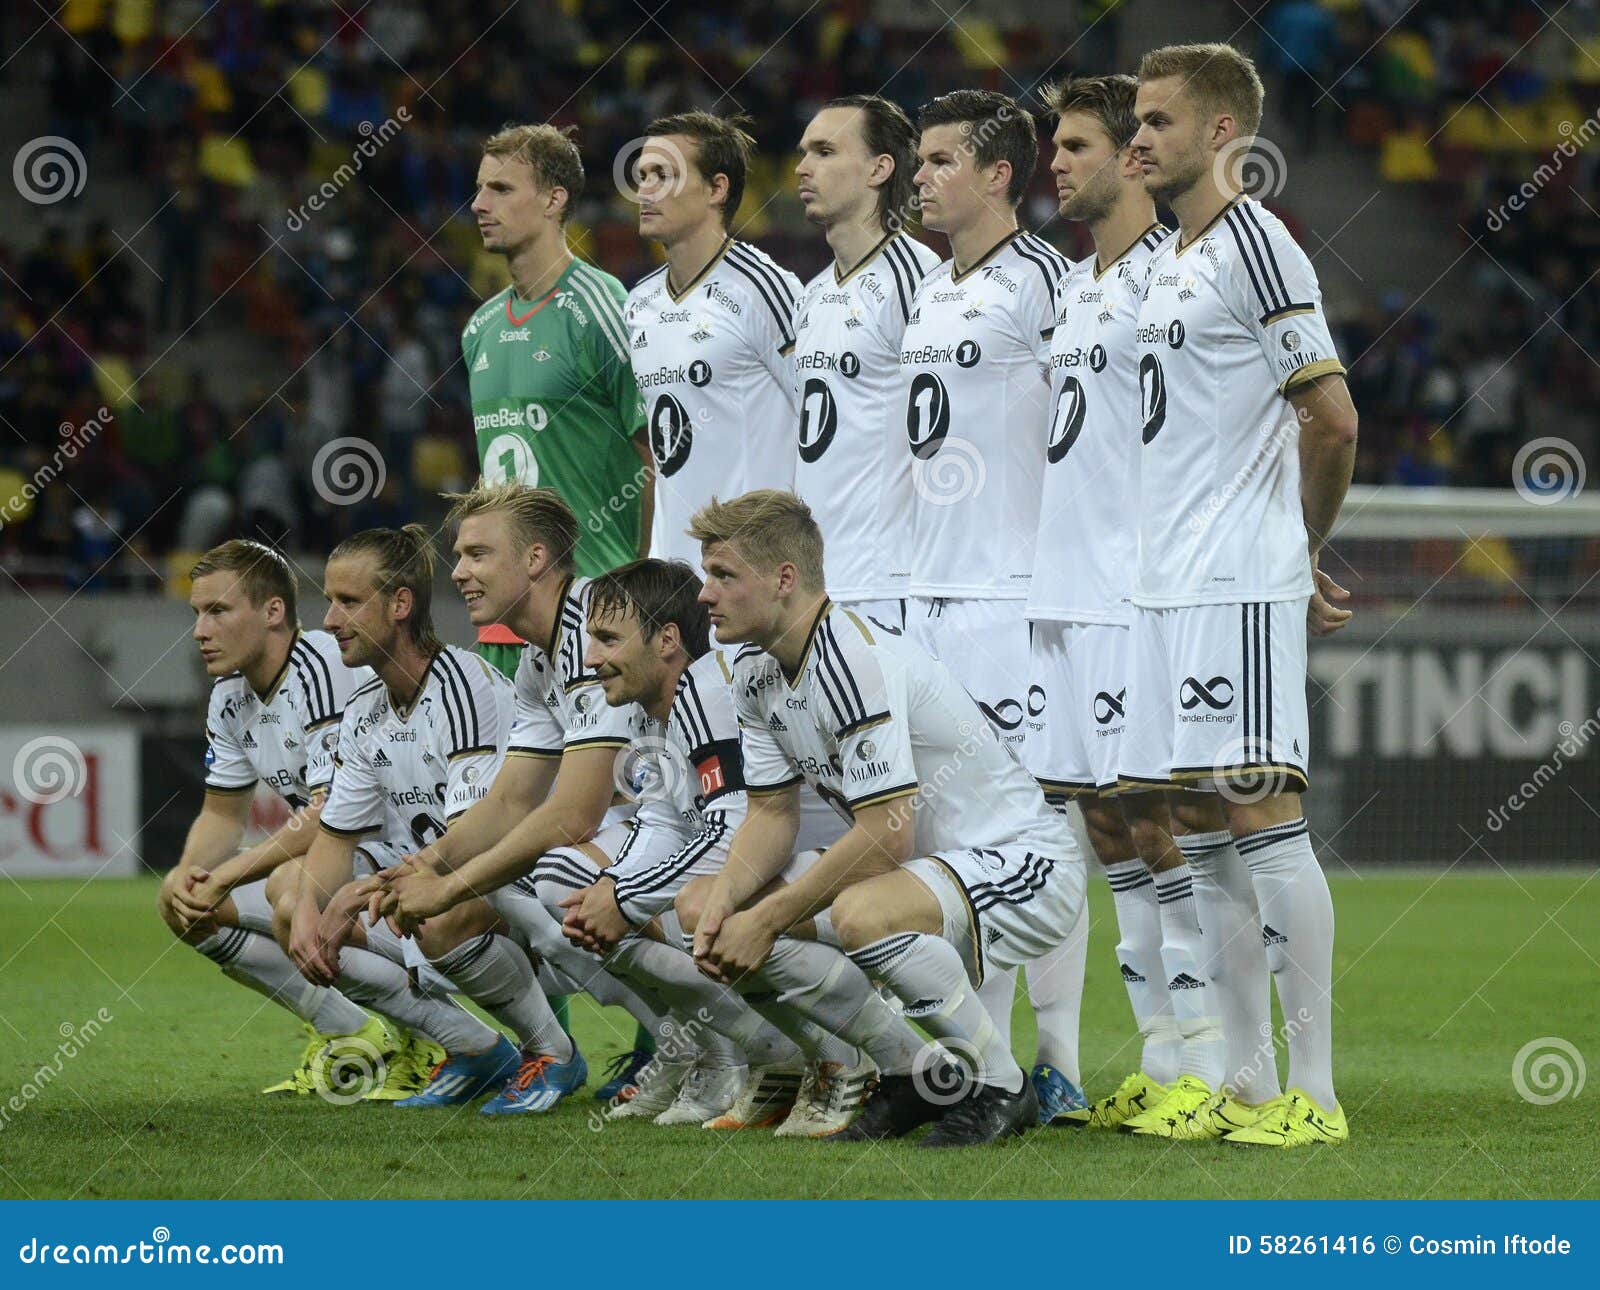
[1082,800,1136,863]
[1126,813,1175,868]
[1171,793,1228,835]
[674,876,713,935]
[416,900,493,960]
[830,886,896,952]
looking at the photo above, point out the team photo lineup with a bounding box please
[154,40,1359,1155]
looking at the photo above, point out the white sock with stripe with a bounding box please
[976,966,1017,1053]
[1153,863,1226,1087]
[1179,830,1281,1105]
[1102,860,1180,1085]
[335,944,498,1055]
[432,932,573,1061]
[748,936,920,1073]
[195,926,370,1035]
[849,932,1024,1094]
[1237,818,1336,1111]
[1027,894,1087,1083]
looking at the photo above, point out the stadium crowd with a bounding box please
[2,0,1596,588]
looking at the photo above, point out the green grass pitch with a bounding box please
[1,873,1595,1199]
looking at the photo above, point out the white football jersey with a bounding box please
[507,575,652,761]
[625,239,802,568]
[609,648,750,923]
[204,630,367,809]
[733,602,1071,859]
[1133,198,1344,607]
[1027,224,1171,625]
[899,231,1072,599]
[320,645,513,851]
[793,232,942,600]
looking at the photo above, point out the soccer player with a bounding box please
[624,111,802,572]
[280,526,526,1108]
[791,94,941,634]
[468,121,653,1068]
[1120,43,1358,1146]
[555,559,879,1134]
[158,540,419,1097]
[897,89,1083,1114]
[685,491,1087,1147]
[1027,74,1253,1134]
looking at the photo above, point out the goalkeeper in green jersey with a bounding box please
[463,123,655,1081]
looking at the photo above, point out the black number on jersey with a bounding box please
[798,378,838,463]
[410,812,446,848]
[1046,376,1087,465]
[1139,353,1167,444]
[906,372,951,459]
[650,393,693,477]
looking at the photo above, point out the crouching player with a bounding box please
[553,558,892,1134]
[280,525,531,1105]
[685,491,1087,1147]
[159,539,406,1096]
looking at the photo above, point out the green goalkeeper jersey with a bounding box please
[463,257,647,577]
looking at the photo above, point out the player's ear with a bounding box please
[263,595,286,628]
[546,185,569,222]
[391,585,413,628]
[1119,145,1142,181]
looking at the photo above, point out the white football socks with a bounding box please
[432,932,572,1061]
[336,941,498,1055]
[1179,830,1281,1105]
[1027,894,1087,1083]
[1103,860,1180,1085]
[1236,818,1336,1111]
[849,932,1024,1094]
[1153,862,1226,1087]
[196,926,369,1035]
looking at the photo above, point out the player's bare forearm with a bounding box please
[752,798,912,933]
[432,756,556,872]
[216,801,323,888]
[443,747,612,903]
[1292,374,1359,554]
[713,792,801,912]
[176,792,252,873]
[299,830,360,911]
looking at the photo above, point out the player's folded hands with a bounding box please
[697,907,778,983]
[559,880,629,952]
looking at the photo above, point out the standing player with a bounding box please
[685,491,1087,1147]
[791,94,941,634]
[158,540,415,1097]
[897,89,1082,1114]
[1121,43,1358,1146]
[1028,76,1245,1134]
[624,111,802,571]
[467,122,653,1066]
[281,527,526,1107]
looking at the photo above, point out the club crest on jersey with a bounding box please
[961,306,982,320]
[531,347,553,362]
[690,325,712,343]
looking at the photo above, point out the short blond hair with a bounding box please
[1138,43,1264,139]
[687,491,824,591]
[443,480,578,573]
[481,123,584,223]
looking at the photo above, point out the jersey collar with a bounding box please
[781,598,833,688]
[666,237,733,303]
[545,574,576,661]
[254,629,302,703]
[1094,222,1164,280]
[1176,195,1244,257]
[834,230,898,286]
[950,228,1021,285]
[392,652,438,722]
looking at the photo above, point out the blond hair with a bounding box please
[327,524,441,653]
[443,480,578,574]
[189,539,297,619]
[481,123,584,223]
[687,490,824,591]
[1138,43,1265,139]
